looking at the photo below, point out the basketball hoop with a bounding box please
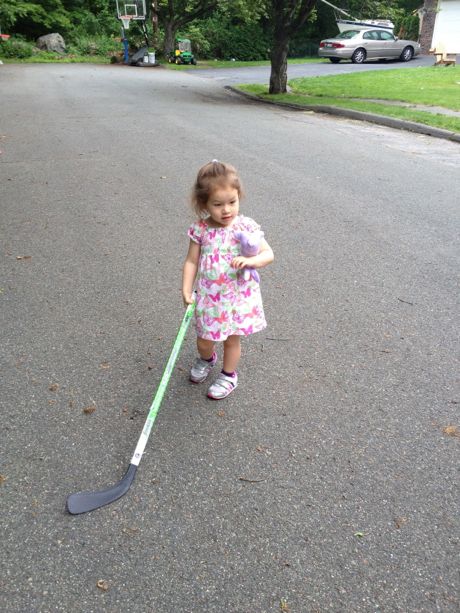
[120,15,132,30]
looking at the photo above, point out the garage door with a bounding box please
[432,0,460,52]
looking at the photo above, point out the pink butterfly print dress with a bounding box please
[188,215,267,341]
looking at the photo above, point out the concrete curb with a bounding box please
[226,85,460,144]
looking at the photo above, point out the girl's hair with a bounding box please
[191,160,244,218]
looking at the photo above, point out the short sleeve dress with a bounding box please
[188,215,267,341]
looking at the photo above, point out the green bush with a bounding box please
[394,15,420,41]
[288,39,319,57]
[68,9,120,39]
[196,16,270,60]
[67,35,120,56]
[220,23,270,61]
[0,37,34,58]
[181,24,212,58]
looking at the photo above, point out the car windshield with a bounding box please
[335,30,360,39]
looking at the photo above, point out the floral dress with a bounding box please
[188,215,267,341]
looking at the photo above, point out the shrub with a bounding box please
[0,36,34,58]
[68,9,120,39]
[67,35,120,56]
[197,16,270,60]
[395,15,420,41]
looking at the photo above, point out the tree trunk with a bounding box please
[164,20,177,56]
[151,1,159,50]
[419,0,438,53]
[269,39,289,94]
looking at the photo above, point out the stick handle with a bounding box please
[130,302,195,466]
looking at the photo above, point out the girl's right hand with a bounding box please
[182,291,194,306]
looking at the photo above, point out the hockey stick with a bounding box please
[67,302,195,515]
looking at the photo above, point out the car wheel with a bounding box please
[351,48,366,64]
[329,57,341,63]
[400,46,413,62]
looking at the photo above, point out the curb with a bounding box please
[225,86,460,144]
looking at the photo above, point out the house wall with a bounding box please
[432,0,460,52]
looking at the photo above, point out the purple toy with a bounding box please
[233,230,262,283]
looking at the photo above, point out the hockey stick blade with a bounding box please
[67,463,137,514]
[66,302,195,515]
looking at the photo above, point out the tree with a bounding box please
[0,0,71,37]
[157,0,218,55]
[268,0,316,94]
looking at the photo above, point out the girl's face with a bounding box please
[205,185,240,227]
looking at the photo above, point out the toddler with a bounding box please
[182,160,274,399]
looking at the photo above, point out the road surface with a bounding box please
[1,64,459,613]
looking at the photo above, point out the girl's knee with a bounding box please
[224,335,240,347]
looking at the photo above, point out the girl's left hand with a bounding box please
[231,256,250,270]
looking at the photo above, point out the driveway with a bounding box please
[1,63,459,613]
[187,55,435,84]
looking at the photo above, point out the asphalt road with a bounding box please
[1,64,459,613]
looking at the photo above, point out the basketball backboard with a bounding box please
[116,0,146,20]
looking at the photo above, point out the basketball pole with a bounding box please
[122,25,129,64]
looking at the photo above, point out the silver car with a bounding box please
[318,29,421,64]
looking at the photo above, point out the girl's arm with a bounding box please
[231,239,274,271]
[182,240,201,305]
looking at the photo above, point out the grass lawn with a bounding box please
[1,53,111,64]
[3,55,324,67]
[238,67,460,134]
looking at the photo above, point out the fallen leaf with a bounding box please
[442,425,460,438]
[99,362,110,369]
[16,255,32,261]
[160,176,167,179]
[96,579,109,591]
[280,599,290,612]
[354,531,365,538]
[394,517,408,529]
[0,475,7,485]
[83,405,96,415]
[217,409,225,417]
[48,400,56,405]
[49,383,59,392]
[122,526,140,537]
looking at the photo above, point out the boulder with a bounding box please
[36,33,66,54]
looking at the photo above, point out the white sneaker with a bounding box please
[190,352,217,383]
[207,372,238,400]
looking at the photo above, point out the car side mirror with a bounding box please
[394,36,399,41]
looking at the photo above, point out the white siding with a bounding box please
[432,0,460,52]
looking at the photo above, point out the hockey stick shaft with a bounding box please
[67,302,195,514]
[130,301,195,466]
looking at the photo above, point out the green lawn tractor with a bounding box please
[168,38,196,65]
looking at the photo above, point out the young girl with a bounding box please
[182,160,274,400]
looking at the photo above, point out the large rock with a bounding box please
[36,33,66,54]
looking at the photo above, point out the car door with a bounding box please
[362,30,381,58]
[379,30,400,58]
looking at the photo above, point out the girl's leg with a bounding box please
[190,337,217,384]
[197,337,215,360]
[222,335,241,373]
[207,335,240,399]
